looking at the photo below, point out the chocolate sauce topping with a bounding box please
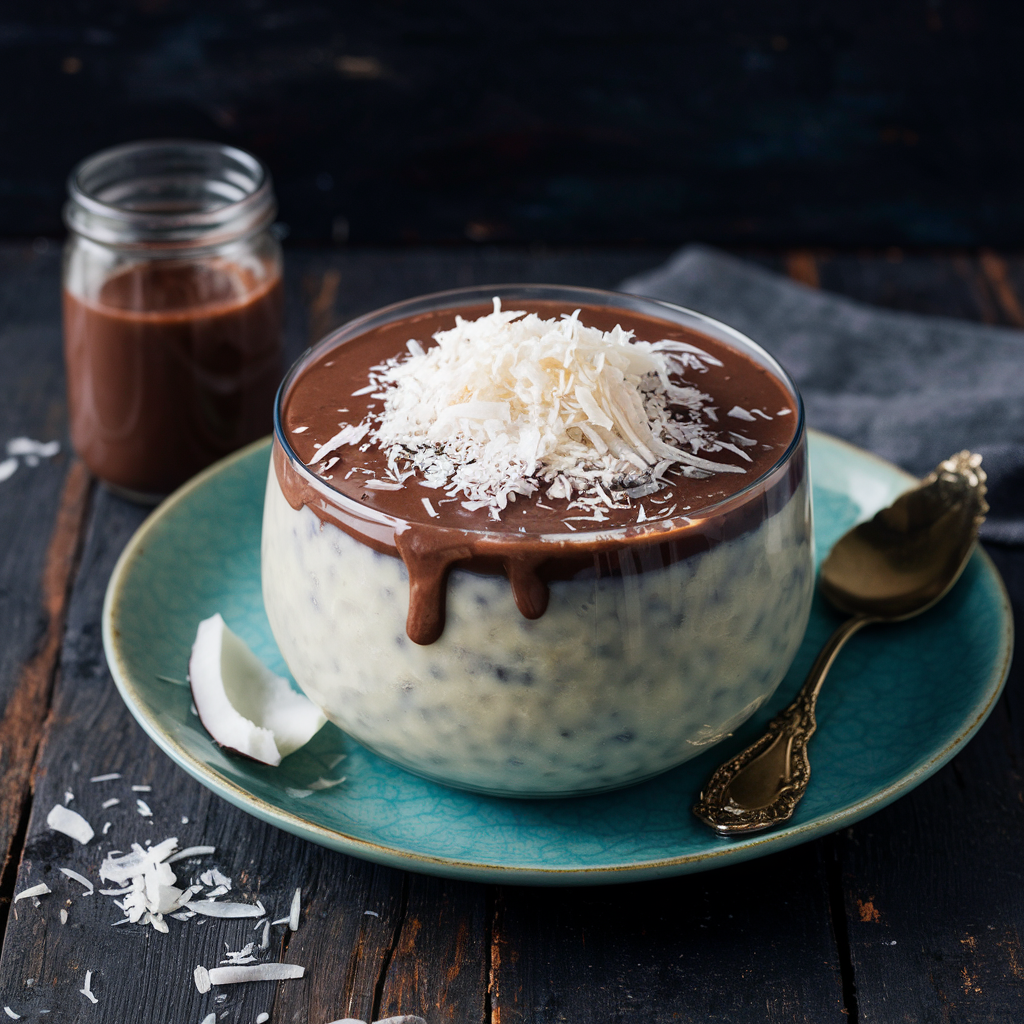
[275,301,803,644]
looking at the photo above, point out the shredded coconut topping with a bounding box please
[335,300,747,517]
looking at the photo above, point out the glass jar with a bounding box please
[63,140,284,501]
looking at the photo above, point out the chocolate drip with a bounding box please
[394,527,473,645]
[504,557,550,620]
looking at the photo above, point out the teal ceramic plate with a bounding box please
[103,431,1012,885]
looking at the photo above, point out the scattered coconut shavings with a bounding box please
[64,790,74,804]
[60,909,68,924]
[79,970,98,1004]
[256,1014,270,1024]
[364,910,379,918]
[136,799,153,817]
[261,920,271,949]
[202,1015,217,1024]
[101,798,120,809]
[14,883,51,902]
[3,1006,20,1019]
[421,497,439,518]
[777,408,792,415]
[189,900,266,919]
[271,917,289,926]
[194,966,212,994]
[47,805,94,844]
[289,888,301,931]
[102,823,112,835]
[207,964,305,985]
[356,299,748,516]
[59,868,94,894]
[373,1017,429,1024]
[363,478,403,490]
[0,459,16,482]
[131,785,151,792]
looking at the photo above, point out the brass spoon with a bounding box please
[693,450,989,837]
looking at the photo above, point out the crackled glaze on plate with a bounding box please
[102,431,1012,885]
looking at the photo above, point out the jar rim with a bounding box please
[273,283,807,545]
[64,139,275,248]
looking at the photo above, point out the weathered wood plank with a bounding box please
[491,845,845,1024]
[0,244,94,931]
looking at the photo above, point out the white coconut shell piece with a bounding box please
[189,614,327,766]
[207,963,305,984]
[46,805,94,845]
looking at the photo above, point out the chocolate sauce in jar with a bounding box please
[62,140,283,499]
[273,295,805,645]
[64,260,283,495]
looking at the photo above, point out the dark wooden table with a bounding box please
[0,243,1022,1024]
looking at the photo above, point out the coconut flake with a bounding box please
[136,799,153,817]
[189,900,266,919]
[200,867,232,889]
[202,1015,217,1024]
[59,868,94,895]
[194,966,212,994]
[47,805,94,845]
[60,909,68,924]
[261,920,271,949]
[207,964,305,985]
[101,798,120,809]
[257,1015,270,1024]
[79,971,98,1004]
[131,785,151,792]
[363,478,403,490]
[289,888,301,931]
[3,1007,19,1019]
[727,405,756,421]
[165,845,216,864]
[372,1018,429,1024]
[7,437,59,459]
[189,615,327,766]
[307,776,347,791]
[14,883,51,903]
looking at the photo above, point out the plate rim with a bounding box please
[101,430,1014,885]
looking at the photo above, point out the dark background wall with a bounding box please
[4,1,1021,246]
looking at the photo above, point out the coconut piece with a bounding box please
[207,964,304,985]
[59,868,94,895]
[373,1017,429,1024]
[79,971,98,1004]
[136,799,153,817]
[60,909,68,924]
[131,785,151,792]
[256,1015,270,1024]
[89,773,120,782]
[194,966,212,994]
[289,888,301,931]
[101,798,120,809]
[47,805,94,845]
[200,867,231,889]
[3,1006,20,1019]
[14,883,50,903]
[189,615,327,766]
[202,1015,217,1024]
[261,920,271,949]
[189,899,266,919]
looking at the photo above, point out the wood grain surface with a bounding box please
[0,243,1020,1024]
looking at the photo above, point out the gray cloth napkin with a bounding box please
[620,245,1024,544]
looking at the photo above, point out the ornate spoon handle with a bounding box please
[693,614,874,836]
